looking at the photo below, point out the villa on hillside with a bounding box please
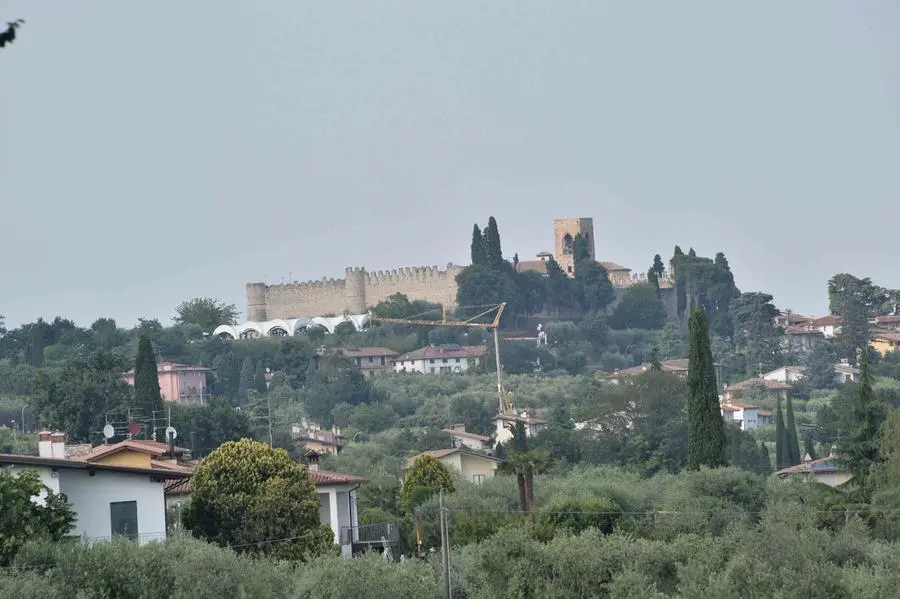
[394,344,487,374]
[442,424,493,451]
[122,362,211,406]
[775,449,852,488]
[723,377,792,404]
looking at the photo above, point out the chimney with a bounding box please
[50,432,66,459]
[307,451,320,472]
[37,430,53,458]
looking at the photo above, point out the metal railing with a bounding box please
[340,523,400,545]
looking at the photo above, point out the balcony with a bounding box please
[339,523,400,556]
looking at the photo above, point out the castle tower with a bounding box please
[553,218,595,276]
[247,283,268,321]
[344,267,367,314]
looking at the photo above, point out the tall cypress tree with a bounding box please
[483,217,503,266]
[842,348,884,498]
[470,223,486,266]
[237,356,255,402]
[784,393,801,466]
[134,335,163,415]
[775,398,786,470]
[687,309,727,470]
[253,361,268,394]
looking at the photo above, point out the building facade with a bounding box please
[394,344,487,374]
[123,362,211,406]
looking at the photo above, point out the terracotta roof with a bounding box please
[397,344,488,361]
[871,332,900,342]
[123,362,212,376]
[308,468,366,485]
[874,315,900,325]
[87,440,189,462]
[721,401,759,410]
[776,455,848,476]
[0,453,191,479]
[811,315,841,326]
[442,428,491,442]
[163,466,365,495]
[599,261,631,272]
[603,359,690,380]
[726,377,792,391]
[338,347,399,358]
[757,410,774,417]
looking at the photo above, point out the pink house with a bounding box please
[123,362,212,406]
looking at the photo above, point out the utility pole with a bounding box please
[439,489,451,599]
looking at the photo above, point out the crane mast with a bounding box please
[367,302,513,415]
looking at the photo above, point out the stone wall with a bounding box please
[246,264,464,320]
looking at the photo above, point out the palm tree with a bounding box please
[498,420,553,514]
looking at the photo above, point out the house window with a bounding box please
[429,359,435,364]
[110,500,139,540]
[472,474,485,484]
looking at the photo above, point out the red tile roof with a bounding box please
[163,466,364,495]
[338,347,399,358]
[397,344,488,361]
[87,440,189,462]
[811,315,841,326]
[442,428,491,442]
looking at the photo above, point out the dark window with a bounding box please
[110,500,139,540]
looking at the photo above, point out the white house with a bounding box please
[762,366,808,384]
[720,402,774,431]
[810,316,841,338]
[394,344,487,375]
[762,362,860,386]
[494,412,548,445]
[0,432,190,545]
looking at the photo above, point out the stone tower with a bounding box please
[553,218,595,275]
[247,283,268,321]
[344,267,367,314]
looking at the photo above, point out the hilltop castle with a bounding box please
[245,218,670,321]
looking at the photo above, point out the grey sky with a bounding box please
[2,1,898,329]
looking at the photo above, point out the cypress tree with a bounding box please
[804,434,817,460]
[758,442,771,473]
[470,224,486,266]
[237,356,255,402]
[775,398,786,470]
[253,361,268,394]
[483,217,503,266]
[784,393,801,466]
[687,309,727,470]
[134,335,163,415]
[843,347,884,498]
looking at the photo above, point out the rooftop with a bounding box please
[404,448,502,469]
[397,344,488,361]
[338,346,399,358]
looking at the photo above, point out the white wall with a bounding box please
[57,469,168,545]
[6,464,60,505]
[394,356,470,374]
[318,485,358,544]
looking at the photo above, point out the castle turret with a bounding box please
[246,283,268,321]
[344,267,367,314]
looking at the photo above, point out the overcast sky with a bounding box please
[1,1,898,329]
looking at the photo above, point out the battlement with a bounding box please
[366,263,461,284]
[247,263,463,320]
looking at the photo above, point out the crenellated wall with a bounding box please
[246,264,464,320]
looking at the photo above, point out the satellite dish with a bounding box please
[103,424,115,439]
[165,426,177,441]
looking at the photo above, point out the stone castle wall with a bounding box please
[246,263,675,322]
[247,264,464,320]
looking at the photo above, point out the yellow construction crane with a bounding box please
[367,302,514,415]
